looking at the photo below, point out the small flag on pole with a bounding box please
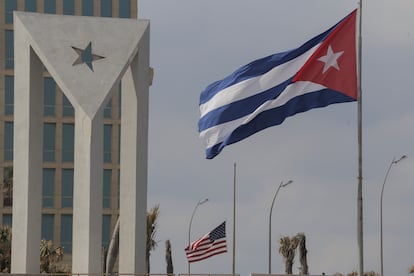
[185,221,227,263]
[198,9,357,159]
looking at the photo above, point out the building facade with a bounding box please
[0,0,137,258]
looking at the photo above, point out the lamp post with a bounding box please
[188,198,209,275]
[380,155,406,276]
[269,180,293,274]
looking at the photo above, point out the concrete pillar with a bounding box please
[11,43,43,273]
[119,26,149,274]
[72,108,103,274]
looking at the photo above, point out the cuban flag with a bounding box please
[199,9,357,159]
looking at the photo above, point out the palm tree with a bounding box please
[146,204,159,273]
[105,216,120,275]
[279,235,299,274]
[105,205,160,275]
[39,239,64,273]
[0,225,12,272]
[296,233,309,275]
[165,239,173,275]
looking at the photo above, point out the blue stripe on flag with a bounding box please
[204,88,355,159]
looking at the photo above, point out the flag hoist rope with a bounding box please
[357,1,364,276]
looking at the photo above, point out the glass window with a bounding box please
[5,76,14,115]
[5,0,17,23]
[102,215,111,249]
[5,30,14,69]
[44,77,56,116]
[82,0,93,16]
[4,122,13,161]
[3,167,13,207]
[61,169,73,208]
[2,214,12,227]
[104,98,112,118]
[63,0,75,15]
[25,0,37,12]
[119,0,131,18]
[41,214,54,241]
[42,169,55,208]
[104,124,112,163]
[103,170,111,208]
[62,123,74,162]
[61,215,72,253]
[62,95,74,117]
[43,123,56,162]
[44,0,56,14]
[101,0,112,17]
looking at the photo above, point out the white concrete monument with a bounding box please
[12,12,149,274]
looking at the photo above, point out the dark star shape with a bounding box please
[72,42,105,71]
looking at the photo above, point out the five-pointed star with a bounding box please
[317,45,344,74]
[72,41,105,71]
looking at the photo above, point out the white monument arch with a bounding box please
[12,12,149,274]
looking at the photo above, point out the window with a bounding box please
[103,170,111,208]
[43,123,56,162]
[44,77,56,116]
[82,0,93,16]
[119,0,131,18]
[25,0,37,12]
[102,215,111,249]
[61,215,72,253]
[42,169,55,208]
[101,0,112,17]
[41,214,54,241]
[63,0,75,15]
[104,124,112,163]
[104,98,112,118]
[5,30,14,69]
[62,123,74,162]
[62,95,74,117]
[4,122,13,161]
[2,214,12,227]
[5,0,17,23]
[3,167,13,207]
[44,0,56,14]
[61,169,73,208]
[5,76,14,115]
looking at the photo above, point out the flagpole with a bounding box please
[232,162,236,276]
[357,2,364,276]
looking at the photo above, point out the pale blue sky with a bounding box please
[139,1,414,275]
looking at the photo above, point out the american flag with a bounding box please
[185,221,227,263]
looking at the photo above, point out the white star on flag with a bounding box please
[317,45,344,73]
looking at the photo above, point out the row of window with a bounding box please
[5,0,132,24]
[4,76,121,119]
[2,213,113,252]
[2,167,116,209]
[3,121,116,163]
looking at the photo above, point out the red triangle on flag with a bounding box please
[293,9,357,100]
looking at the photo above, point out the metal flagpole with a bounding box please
[357,1,364,276]
[232,162,236,276]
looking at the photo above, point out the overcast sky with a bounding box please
[138,1,414,275]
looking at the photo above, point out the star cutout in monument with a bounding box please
[72,42,105,72]
[317,45,344,74]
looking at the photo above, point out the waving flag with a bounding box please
[185,221,227,263]
[199,10,357,159]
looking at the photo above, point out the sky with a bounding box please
[138,1,414,275]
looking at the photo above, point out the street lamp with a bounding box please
[269,180,293,274]
[188,198,209,275]
[380,155,406,276]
